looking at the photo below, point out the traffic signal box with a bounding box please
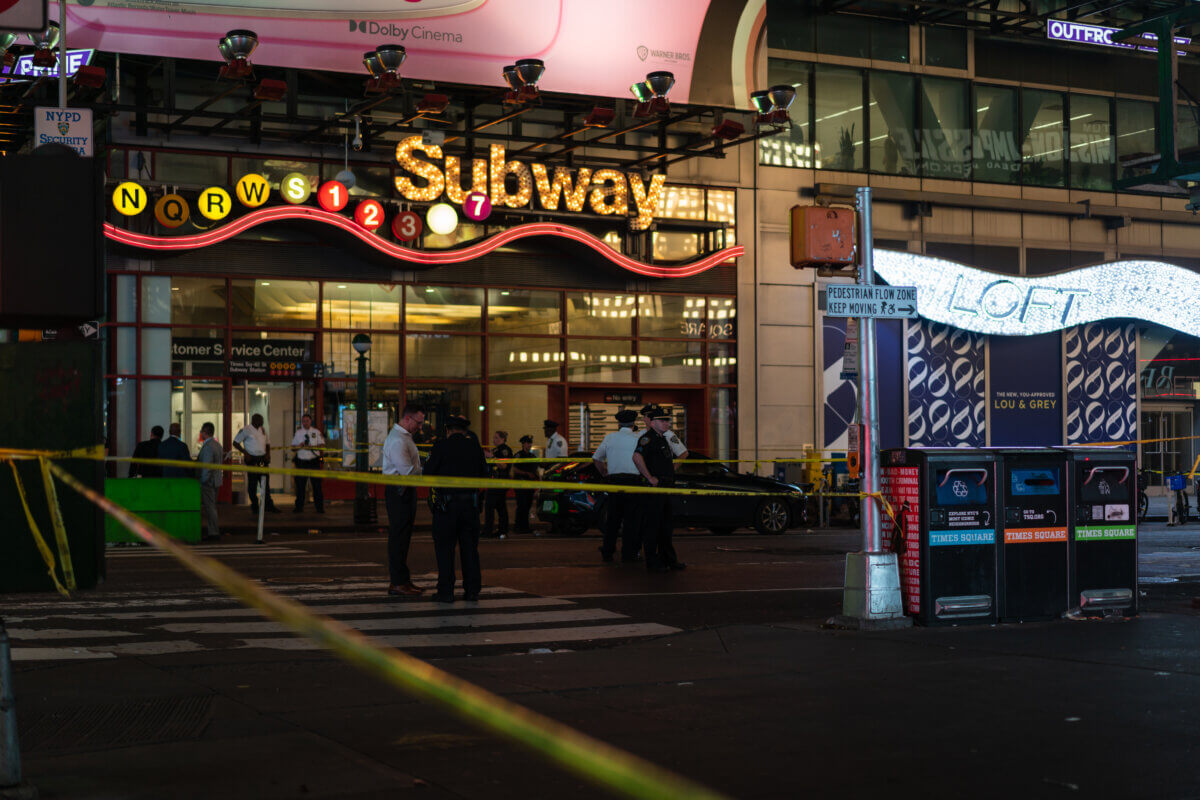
[790,205,856,269]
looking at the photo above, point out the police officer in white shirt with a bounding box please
[291,414,325,514]
[543,419,568,460]
[233,413,278,514]
[594,409,643,563]
[382,403,426,597]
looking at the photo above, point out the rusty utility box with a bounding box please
[790,205,856,268]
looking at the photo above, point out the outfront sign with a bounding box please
[823,285,918,319]
[874,251,1200,338]
[34,107,93,155]
[1046,20,1189,54]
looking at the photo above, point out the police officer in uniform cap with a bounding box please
[423,415,490,602]
[632,405,686,573]
[593,409,643,563]
[511,434,538,533]
[543,419,568,459]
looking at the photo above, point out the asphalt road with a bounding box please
[4,520,1200,799]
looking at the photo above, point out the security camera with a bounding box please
[351,115,363,151]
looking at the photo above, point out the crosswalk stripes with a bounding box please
[104,542,383,570]
[5,577,680,662]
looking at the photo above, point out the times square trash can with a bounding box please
[882,449,999,626]
[997,449,1070,622]
[1060,447,1138,616]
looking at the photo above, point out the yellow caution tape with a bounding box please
[46,462,729,800]
[5,459,69,597]
[38,456,75,591]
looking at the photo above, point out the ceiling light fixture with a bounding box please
[218,29,257,80]
[29,22,59,69]
[632,71,673,117]
[754,84,796,126]
[364,44,405,93]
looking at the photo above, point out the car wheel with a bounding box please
[753,499,791,534]
[709,527,736,535]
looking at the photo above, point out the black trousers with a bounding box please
[293,458,324,512]
[432,497,481,598]
[639,494,677,569]
[600,475,642,559]
[483,489,508,536]
[514,489,534,532]
[385,485,417,585]
[245,455,274,509]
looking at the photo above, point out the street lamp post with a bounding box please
[352,333,376,525]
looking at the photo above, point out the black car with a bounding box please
[535,451,808,535]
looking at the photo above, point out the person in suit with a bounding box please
[158,423,193,478]
[423,415,490,603]
[129,426,164,478]
[197,422,224,542]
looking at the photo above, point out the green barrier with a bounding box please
[105,478,201,544]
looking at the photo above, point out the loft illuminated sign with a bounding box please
[1046,20,1189,54]
[394,135,665,231]
[874,251,1200,338]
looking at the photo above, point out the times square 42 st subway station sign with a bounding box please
[111,135,668,232]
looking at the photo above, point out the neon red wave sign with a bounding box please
[104,206,742,279]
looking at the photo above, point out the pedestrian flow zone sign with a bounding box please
[822,285,918,319]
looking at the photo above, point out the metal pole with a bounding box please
[856,187,883,554]
[255,475,266,544]
[0,619,23,789]
[353,350,373,525]
[57,0,65,107]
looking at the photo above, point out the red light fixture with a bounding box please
[711,118,745,141]
[253,78,287,101]
[583,106,615,128]
[72,64,107,90]
[416,92,450,114]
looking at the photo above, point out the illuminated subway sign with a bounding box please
[394,135,666,231]
[874,251,1200,338]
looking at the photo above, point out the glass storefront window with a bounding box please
[639,295,708,338]
[405,285,483,331]
[230,280,318,327]
[231,157,319,191]
[566,292,635,336]
[639,340,702,384]
[405,333,482,379]
[488,384,548,447]
[869,71,917,176]
[707,190,736,247]
[759,59,813,168]
[171,277,227,326]
[652,231,700,261]
[568,340,634,383]
[975,85,1020,184]
[1069,94,1113,191]
[708,388,737,461]
[660,185,706,220]
[815,65,864,171]
[324,332,399,378]
[404,384,483,438]
[321,382,401,466]
[1178,103,1200,155]
[871,19,909,63]
[925,27,967,69]
[488,336,562,381]
[323,282,402,330]
[1022,89,1066,187]
[921,76,970,180]
[155,151,227,186]
[707,297,737,339]
[115,327,136,375]
[487,289,561,334]
[708,342,737,384]
[170,327,225,377]
[169,379,224,457]
[1116,99,1157,183]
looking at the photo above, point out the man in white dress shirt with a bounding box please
[382,404,425,596]
[291,414,325,514]
[543,419,568,460]
[593,409,643,563]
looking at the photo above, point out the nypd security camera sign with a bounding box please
[34,107,93,156]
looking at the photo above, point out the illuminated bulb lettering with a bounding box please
[588,169,628,216]
[531,164,593,212]
[628,173,666,231]
[489,144,533,208]
[394,135,445,202]
[444,156,489,204]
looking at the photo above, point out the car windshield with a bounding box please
[675,452,733,476]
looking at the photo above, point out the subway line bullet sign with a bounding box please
[824,285,919,319]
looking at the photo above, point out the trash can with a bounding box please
[997,449,1070,622]
[882,449,999,626]
[1060,447,1137,616]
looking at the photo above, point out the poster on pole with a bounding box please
[341,409,388,469]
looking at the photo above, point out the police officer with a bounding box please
[640,403,688,459]
[593,409,642,563]
[290,414,325,514]
[632,405,686,573]
[483,430,513,539]
[511,434,538,533]
[423,415,490,603]
[543,419,568,459]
